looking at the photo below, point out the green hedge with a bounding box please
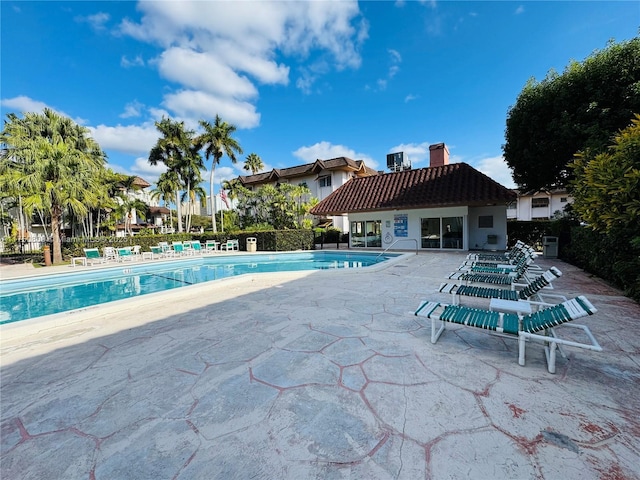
[507,219,578,257]
[61,229,315,258]
[562,226,640,302]
[507,220,640,302]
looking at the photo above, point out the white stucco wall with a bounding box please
[468,205,509,250]
[346,204,508,251]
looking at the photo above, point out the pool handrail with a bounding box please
[376,238,418,258]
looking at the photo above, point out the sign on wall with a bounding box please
[394,214,408,237]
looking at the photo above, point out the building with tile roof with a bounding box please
[238,157,378,231]
[310,143,516,251]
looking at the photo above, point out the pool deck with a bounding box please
[1,251,639,479]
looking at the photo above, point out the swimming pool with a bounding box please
[0,251,401,324]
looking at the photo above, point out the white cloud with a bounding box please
[404,94,419,103]
[119,100,144,118]
[515,5,525,15]
[129,156,167,183]
[293,141,379,170]
[162,90,260,129]
[388,49,402,64]
[474,155,516,188]
[1,95,49,114]
[119,1,367,120]
[77,12,110,31]
[0,95,86,124]
[157,47,259,100]
[121,55,145,68]
[89,123,160,156]
[370,48,402,92]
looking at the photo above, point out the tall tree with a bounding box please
[0,109,107,263]
[152,170,180,232]
[149,117,198,233]
[243,153,264,175]
[221,178,242,202]
[115,174,145,236]
[503,37,640,191]
[197,115,243,233]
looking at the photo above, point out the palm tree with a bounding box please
[221,178,244,202]
[115,174,145,236]
[0,109,107,263]
[151,170,180,232]
[149,117,196,233]
[197,115,243,233]
[243,153,264,175]
[177,145,205,233]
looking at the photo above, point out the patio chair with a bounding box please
[462,244,535,268]
[204,240,219,253]
[74,248,107,266]
[465,240,529,263]
[457,254,542,276]
[116,247,135,262]
[103,246,118,262]
[220,239,239,251]
[438,267,564,305]
[190,241,203,255]
[172,242,186,256]
[414,295,602,373]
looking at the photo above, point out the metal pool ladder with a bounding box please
[376,238,418,259]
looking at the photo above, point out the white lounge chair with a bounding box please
[73,248,107,267]
[415,295,602,374]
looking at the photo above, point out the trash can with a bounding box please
[542,236,558,259]
[246,237,257,253]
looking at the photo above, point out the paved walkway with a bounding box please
[1,252,639,479]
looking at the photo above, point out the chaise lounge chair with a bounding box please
[74,248,107,266]
[438,267,564,305]
[220,239,239,251]
[116,247,135,262]
[414,295,602,373]
[465,240,529,263]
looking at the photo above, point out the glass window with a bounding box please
[421,218,440,248]
[478,215,493,228]
[351,221,364,247]
[365,220,381,247]
[351,220,381,247]
[532,198,549,208]
[319,176,332,188]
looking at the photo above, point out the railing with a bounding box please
[376,238,418,258]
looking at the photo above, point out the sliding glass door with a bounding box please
[351,220,381,247]
[421,216,463,249]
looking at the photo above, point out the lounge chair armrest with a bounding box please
[536,292,568,303]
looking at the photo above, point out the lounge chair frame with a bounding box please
[415,296,602,373]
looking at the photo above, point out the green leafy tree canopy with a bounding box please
[504,37,640,191]
[0,109,107,263]
[570,114,640,233]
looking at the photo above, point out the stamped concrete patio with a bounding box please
[1,251,639,479]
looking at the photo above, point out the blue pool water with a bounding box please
[0,251,400,324]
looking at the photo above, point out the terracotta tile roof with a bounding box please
[238,157,376,186]
[310,163,517,215]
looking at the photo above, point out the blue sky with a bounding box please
[1,1,638,193]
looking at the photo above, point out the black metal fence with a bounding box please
[0,239,50,264]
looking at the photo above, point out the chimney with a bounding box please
[429,143,449,167]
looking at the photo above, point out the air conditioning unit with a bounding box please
[487,234,498,245]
